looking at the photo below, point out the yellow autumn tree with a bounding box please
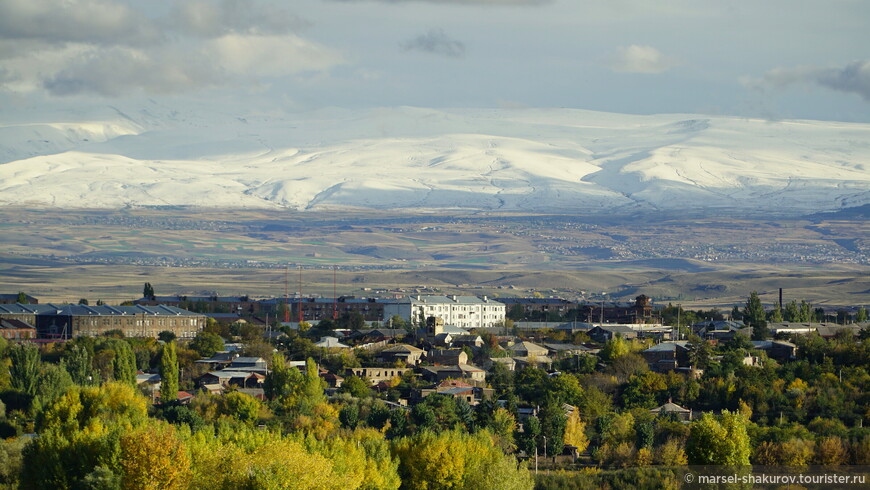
[563,407,589,454]
[120,421,191,490]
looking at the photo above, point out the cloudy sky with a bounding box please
[1,0,869,121]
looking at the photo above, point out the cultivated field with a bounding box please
[0,208,867,309]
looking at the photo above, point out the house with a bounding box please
[641,341,691,372]
[197,371,264,389]
[0,318,36,340]
[751,340,797,362]
[451,334,484,349]
[0,294,37,304]
[321,372,344,389]
[419,364,487,383]
[383,295,506,331]
[542,343,592,359]
[376,344,425,365]
[314,336,350,349]
[511,355,553,369]
[347,367,411,385]
[484,357,517,372]
[587,325,638,343]
[650,401,693,422]
[428,349,468,366]
[195,351,239,370]
[505,341,549,358]
[420,380,494,405]
[225,356,268,372]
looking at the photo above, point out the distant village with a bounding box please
[1,290,866,416]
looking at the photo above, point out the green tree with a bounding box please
[218,391,261,425]
[9,342,41,396]
[600,335,629,362]
[339,375,372,399]
[78,298,89,305]
[35,364,74,407]
[686,410,751,465]
[744,292,769,340]
[143,282,155,299]
[110,339,137,387]
[16,292,28,304]
[158,330,177,343]
[784,300,800,322]
[857,307,868,323]
[159,341,179,403]
[189,331,224,358]
[263,353,303,401]
[62,344,99,386]
[768,302,783,322]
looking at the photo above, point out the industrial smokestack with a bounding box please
[779,288,783,308]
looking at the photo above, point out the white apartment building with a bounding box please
[383,295,506,330]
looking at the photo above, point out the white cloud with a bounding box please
[608,45,678,74]
[0,0,341,96]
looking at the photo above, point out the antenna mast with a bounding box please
[284,266,290,323]
[298,266,304,323]
[333,266,338,321]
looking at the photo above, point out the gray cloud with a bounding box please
[754,61,870,101]
[330,0,551,5]
[0,0,339,96]
[0,0,161,46]
[401,29,465,58]
[168,0,309,38]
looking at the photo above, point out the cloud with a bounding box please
[0,0,160,45]
[401,29,466,58]
[608,45,678,74]
[749,61,870,101]
[41,35,343,97]
[168,0,309,37]
[0,0,340,96]
[330,0,551,4]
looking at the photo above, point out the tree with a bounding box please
[744,292,769,340]
[563,408,589,454]
[768,302,783,323]
[62,344,98,386]
[143,283,155,300]
[393,430,532,490]
[686,411,751,465]
[120,421,191,489]
[9,343,40,396]
[189,331,224,358]
[16,292,28,304]
[111,339,137,387]
[339,375,372,399]
[78,298,89,305]
[857,307,868,323]
[159,341,179,403]
[218,391,261,425]
[158,330,177,343]
[263,353,303,401]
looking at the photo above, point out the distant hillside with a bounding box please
[1,103,868,216]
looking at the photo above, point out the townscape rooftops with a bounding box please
[388,295,501,305]
[0,303,201,316]
[0,318,35,329]
[643,341,690,352]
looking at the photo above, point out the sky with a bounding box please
[1,0,869,122]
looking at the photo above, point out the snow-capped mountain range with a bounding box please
[1,101,868,215]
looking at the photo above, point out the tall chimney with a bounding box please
[779,288,783,308]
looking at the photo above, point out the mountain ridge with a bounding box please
[1,103,868,215]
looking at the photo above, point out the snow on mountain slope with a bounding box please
[0,102,867,215]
